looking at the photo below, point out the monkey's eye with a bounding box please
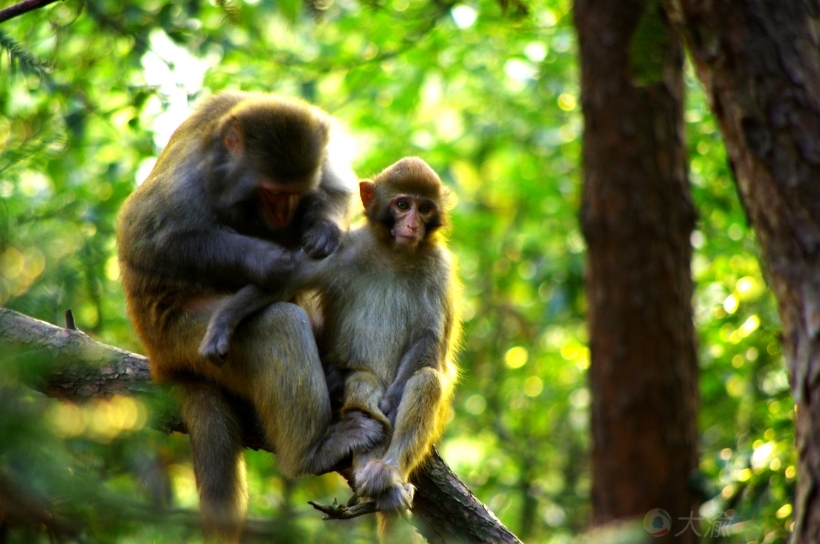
[396,200,410,210]
[419,203,432,214]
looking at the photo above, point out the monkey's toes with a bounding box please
[378,393,401,423]
[354,459,402,498]
[337,413,385,459]
[351,413,386,450]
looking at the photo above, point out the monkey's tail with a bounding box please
[376,511,395,540]
[377,510,421,544]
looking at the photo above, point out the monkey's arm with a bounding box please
[198,246,338,365]
[125,224,294,291]
[198,284,283,365]
[379,331,441,424]
[287,247,344,291]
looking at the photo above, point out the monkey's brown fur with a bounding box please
[300,157,461,537]
[116,92,384,542]
[202,157,461,539]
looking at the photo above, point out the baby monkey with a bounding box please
[205,157,460,534]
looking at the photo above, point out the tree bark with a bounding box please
[575,0,700,539]
[674,1,820,541]
[0,308,521,544]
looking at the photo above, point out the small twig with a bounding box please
[308,498,378,520]
[64,309,76,330]
[0,0,61,24]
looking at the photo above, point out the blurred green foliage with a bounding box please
[0,0,793,542]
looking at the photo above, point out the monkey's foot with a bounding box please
[308,498,378,520]
[374,482,415,512]
[342,410,387,453]
[307,411,385,475]
[354,459,415,511]
[353,459,401,497]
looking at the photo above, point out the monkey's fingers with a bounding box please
[302,221,342,259]
[308,499,378,520]
[198,334,230,367]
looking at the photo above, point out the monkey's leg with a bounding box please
[340,371,392,500]
[137,297,251,542]
[354,368,447,512]
[181,380,248,544]
[302,368,393,475]
[384,367,448,479]
[225,303,384,477]
[379,331,439,426]
[341,370,391,429]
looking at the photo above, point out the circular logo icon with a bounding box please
[644,508,671,537]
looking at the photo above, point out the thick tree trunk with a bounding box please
[674,1,820,541]
[575,0,700,539]
[0,308,521,544]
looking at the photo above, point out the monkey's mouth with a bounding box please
[259,186,300,229]
[392,231,421,247]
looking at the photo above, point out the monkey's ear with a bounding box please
[359,181,376,210]
[224,119,244,155]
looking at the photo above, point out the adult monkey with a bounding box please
[204,157,461,538]
[116,91,384,542]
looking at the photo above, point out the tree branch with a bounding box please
[0,0,61,24]
[0,308,521,544]
[309,498,379,520]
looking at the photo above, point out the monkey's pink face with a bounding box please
[390,195,436,247]
[258,181,303,229]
